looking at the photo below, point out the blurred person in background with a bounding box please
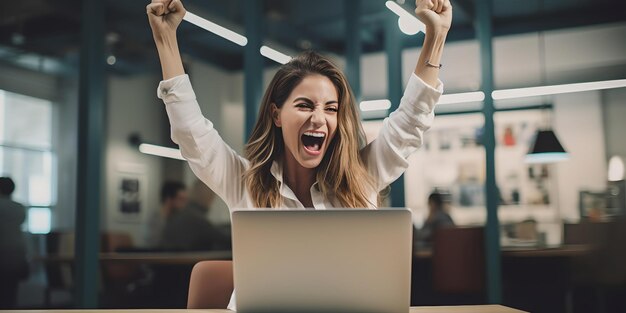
[0,177,29,309]
[159,179,221,251]
[143,181,188,248]
[417,191,455,244]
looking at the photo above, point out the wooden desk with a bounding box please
[414,244,592,259]
[37,251,232,265]
[37,244,592,265]
[499,244,592,257]
[13,305,527,312]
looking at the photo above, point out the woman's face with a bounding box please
[273,74,339,169]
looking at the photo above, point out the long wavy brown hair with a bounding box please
[243,51,377,208]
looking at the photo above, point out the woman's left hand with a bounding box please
[415,0,452,33]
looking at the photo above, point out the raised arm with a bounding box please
[146,0,186,80]
[414,0,452,88]
[361,0,450,191]
[146,0,247,209]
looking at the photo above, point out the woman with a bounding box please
[147,0,451,308]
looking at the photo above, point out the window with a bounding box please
[0,89,55,234]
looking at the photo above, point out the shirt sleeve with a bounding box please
[157,74,247,209]
[361,73,443,191]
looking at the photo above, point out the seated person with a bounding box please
[159,180,220,251]
[143,181,188,248]
[416,191,455,245]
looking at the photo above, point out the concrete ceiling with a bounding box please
[0,0,624,75]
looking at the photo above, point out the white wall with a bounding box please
[603,88,626,162]
[553,91,608,222]
[53,75,78,230]
[358,23,626,99]
[104,74,165,244]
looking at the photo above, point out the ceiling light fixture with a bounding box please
[260,45,292,64]
[183,11,248,46]
[438,91,485,105]
[106,55,116,65]
[360,99,392,112]
[385,1,425,35]
[138,143,185,161]
[525,22,569,164]
[129,134,185,161]
[492,79,626,100]
[525,130,569,164]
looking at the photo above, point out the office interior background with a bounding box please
[0,0,625,312]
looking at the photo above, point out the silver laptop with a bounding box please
[231,209,413,313]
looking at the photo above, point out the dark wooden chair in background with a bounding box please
[432,226,486,304]
[44,231,75,307]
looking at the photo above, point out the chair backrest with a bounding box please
[432,226,485,294]
[45,231,75,289]
[101,232,134,252]
[187,260,234,309]
[100,232,138,284]
[564,220,626,285]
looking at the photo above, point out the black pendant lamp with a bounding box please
[525,130,569,164]
[525,23,569,164]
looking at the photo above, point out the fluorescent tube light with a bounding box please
[260,46,292,64]
[398,16,423,35]
[139,143,185,161]
[385,1,414,19]
[360,99,392,111]
[183,11,248,46]
[385,1,425,35]
[438,91,485,105]
[492,79,626,100]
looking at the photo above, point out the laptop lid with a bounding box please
[232,209,413,313]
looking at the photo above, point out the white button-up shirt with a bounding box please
[157,72,442,310]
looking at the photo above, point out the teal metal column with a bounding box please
[75,0,104,307]
[385,11,405,207]
[244,0,264,140]
[475,0,502,303]
[345,0,362,101]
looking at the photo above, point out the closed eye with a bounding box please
[325,107,338,112]
[296,103,314,110]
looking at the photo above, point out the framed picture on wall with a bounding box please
[579,190,608,221]
[114,163,148,223]
[120,178,140,214]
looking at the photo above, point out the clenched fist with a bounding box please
[415,0,452,32]
[146,0,186,38]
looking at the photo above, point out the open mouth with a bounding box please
[301,131,326,154]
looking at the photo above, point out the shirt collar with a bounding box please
[270,160,320,193]
[270,160,283,184]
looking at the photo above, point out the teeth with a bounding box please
[304,132,325,138]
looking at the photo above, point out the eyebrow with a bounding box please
[293,97,338,105]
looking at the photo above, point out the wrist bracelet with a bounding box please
[425,60,442,69]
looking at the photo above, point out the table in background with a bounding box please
[37,251,232,265]
[414,244,592,259]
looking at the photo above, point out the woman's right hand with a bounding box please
[146,0,186,40]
